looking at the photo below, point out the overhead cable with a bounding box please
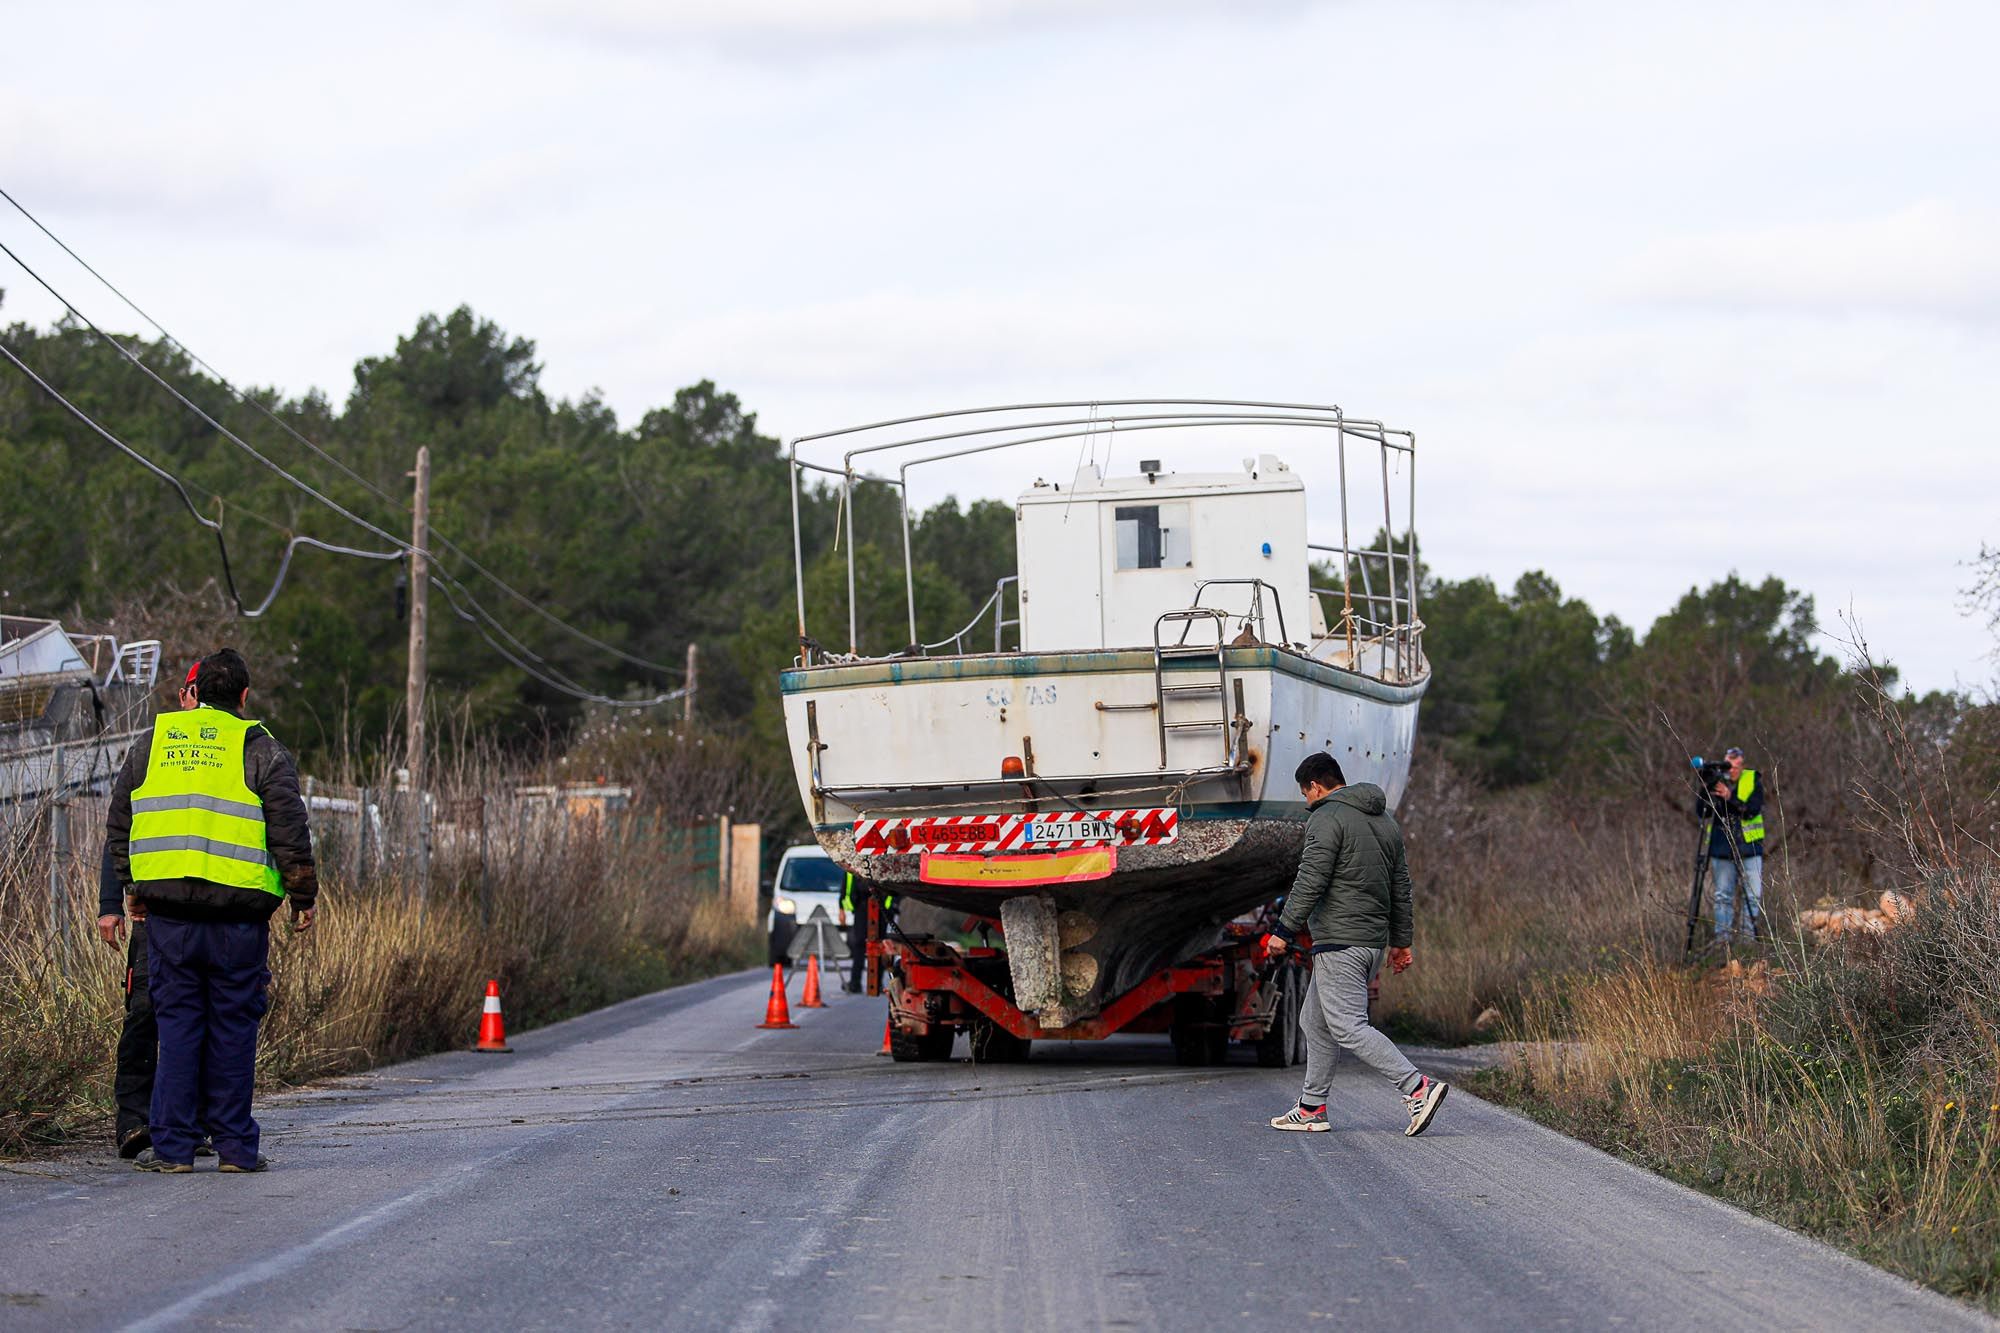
[0,338,403,617]
[0,186,681,676]
[0,335,678,707]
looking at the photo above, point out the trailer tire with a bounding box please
[1170,994,1227,1066]
[1254,967,1299,1069]
[969,1020,1032,1064]
[890,1024,957,1062]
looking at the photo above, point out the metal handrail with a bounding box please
[786,399,1419,686]
[1189,579,1290,648]
[919,576,1019,656]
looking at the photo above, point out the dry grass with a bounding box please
[0,725,764,1157]
[1478,881,2000,1310]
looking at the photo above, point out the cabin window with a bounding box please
[1114,503,1192,570]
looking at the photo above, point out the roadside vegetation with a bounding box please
[0,723,766,1156]
[1379,650,2000,1310]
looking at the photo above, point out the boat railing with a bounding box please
[921,576,1020,656]
[785,399,1419,684]
[1310,575,1425,681]
[1188,579,1290,648]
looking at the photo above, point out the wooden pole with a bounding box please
[684,642,698,723]
[406,445,431,789]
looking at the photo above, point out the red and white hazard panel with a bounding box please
[853,809,1178,855]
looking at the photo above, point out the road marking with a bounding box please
[117,973,786,1332]
[117,1131,548,1333]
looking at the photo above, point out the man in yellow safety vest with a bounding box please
[103,648,317,1173]
[840,873,892,994]
[1702,746,1766,944]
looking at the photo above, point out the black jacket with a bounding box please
[104,710,318,922]
[1697,770,1765,861]
[1271,784,1414,951]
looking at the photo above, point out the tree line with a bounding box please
[3,303,1986,860]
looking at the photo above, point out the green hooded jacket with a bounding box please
[1272,783,1413,950]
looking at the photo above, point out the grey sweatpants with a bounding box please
[1300,946,1422,1102]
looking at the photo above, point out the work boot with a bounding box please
[1268,1103,1329,1132]
[218,1155,270,1174]
[117,1126,152,1160]
[133,1150,193,1173]
[1404,1077,1449,1137]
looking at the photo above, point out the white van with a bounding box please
[765,844,849,965]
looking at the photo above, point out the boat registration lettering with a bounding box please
[1024,818,1115,845]
[906,820,1005,846]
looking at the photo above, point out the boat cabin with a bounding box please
[1015,455,1314,653]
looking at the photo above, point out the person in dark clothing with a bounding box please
[1698,745,1766,944]
[839,874,893,993]
[1264,751,1448,1138]
[96,664,213,1159]
[842,873,867,994]
[103,648,317,1173]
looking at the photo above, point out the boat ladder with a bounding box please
[1153,609,1233,769]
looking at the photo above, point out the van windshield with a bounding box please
[779,857,845,894]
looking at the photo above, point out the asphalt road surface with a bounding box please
[0,968,1989,1332]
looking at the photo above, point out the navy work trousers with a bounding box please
[114,921,157,1146]
[146,916,271,1167]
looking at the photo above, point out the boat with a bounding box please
[1,615,162,818]
[777,401,1427,1050]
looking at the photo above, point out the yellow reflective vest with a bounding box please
[841,873,892,913]
[1736,769,1764,844]
[128,707,284,898]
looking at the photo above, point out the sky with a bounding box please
[2,0,1994,692]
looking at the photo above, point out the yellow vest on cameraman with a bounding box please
[129,707,283,897]
[1736,769,1764,844]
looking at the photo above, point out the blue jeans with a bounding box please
[1711,856,1764,942]
[146,916,271,1166]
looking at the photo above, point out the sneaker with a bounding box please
[133,1150,193,1173]
[1268,1104,1330,1132]
[117,1126,152,1160]
[1404,1077,1449,1137]
[218,1155,270,1174]
[195,1139,216,1158]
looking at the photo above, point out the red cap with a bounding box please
[183,663,201,688]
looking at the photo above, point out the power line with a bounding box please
[0,227,686,702]
[0,334,683,708]
[0,185,681,676]
[0,337,403,617]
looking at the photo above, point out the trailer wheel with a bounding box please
[969,1019,1032,1064]
[1254,966,1299,1069]
[1170,994,1227,1066]
[889,1024,957,1063]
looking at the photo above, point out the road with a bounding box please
[0,967,1987,1332]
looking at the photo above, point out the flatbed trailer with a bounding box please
[864,899,1373,1066]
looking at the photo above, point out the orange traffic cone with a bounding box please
[757,964,797,1030]
[800,954,827,1008]
[475,979,512,1052]
[878,1012,893,1057]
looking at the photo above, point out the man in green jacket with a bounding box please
[1264,751,1448,1138]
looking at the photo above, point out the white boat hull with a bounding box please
[780,645,1427,1006]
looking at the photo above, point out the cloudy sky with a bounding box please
[3,0,1994,690]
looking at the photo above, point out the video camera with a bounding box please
[1689,756,1733,795]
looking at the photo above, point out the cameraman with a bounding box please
[1698,746,1765,944]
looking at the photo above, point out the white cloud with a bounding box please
[511,0,1303,43]
[636,288,1196,392]
[1612,202,2000,322]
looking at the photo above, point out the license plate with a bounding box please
[1023,818,1117,845]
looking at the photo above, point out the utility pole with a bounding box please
[406,445,431,903]
[405,446,430,787]
[684,642,698,723]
